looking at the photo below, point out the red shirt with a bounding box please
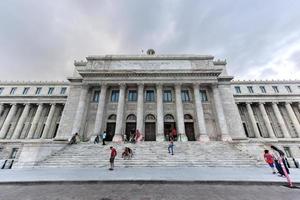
[264,153,274,164]
[111,148,117,158]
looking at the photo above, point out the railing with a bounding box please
[0,159,15,169]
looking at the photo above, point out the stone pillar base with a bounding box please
[221,135,232,142]
[198,135,210,142]
[178,134,188,142]
[156,135,165,142]
[112,135,123,142]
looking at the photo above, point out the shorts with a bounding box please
[268,163,274,168]
[110,157,115,163]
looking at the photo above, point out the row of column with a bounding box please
[72,83,232,142]
[0,103,58,140]
[244,102,300,139]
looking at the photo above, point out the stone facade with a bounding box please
[0,54,300,168]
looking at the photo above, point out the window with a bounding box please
[60,87,67,95]
[259,86,266,93]
[163,90,172,102]
[247,86,254,93]
[285,86,292,93]
[181,90,190,102]
[235,86,241,93]
[111,90,119,102]
[93,90,100,102]
[48,87,54,95]
[145,90,155,102]
[272,86,279,93]
[23,87,30,95]
[128,90,137,102]
[0,87,3,95]
[200,90,208,102]
[283,147,292,158]
[35,87,42,95]
[10,87,17,95]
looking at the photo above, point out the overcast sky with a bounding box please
[1,0,300,81]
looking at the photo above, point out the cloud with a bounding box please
[0,0,300,81]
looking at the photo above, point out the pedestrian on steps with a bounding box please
[109,146,117,170]
[168,138,174,155]
[102,131,107,145]
[263,150,276,174]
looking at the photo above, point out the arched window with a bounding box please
[108,114,117,121]
[145,114,156,122]
[126,114,136,122]
[164,114,175,122]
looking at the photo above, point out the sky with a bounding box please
[0,0,300,81]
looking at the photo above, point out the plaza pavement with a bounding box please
[0,166,300,184]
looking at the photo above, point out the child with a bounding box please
[264,150,276,174]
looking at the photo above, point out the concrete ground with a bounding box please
[0,182,300,200]
[1,166,300,183]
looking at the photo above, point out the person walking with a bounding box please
[263,150,276,174]
[94,135,100,144]
[109,146,117,170]
[168,138,174,155]
[102,131,107,145]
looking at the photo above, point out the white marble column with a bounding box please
[93,84,107,137]
[193,83,209,142]
[0,104,18,139]
[156,83,164,141]
[113,83,126,142]
[272,102,291,138]
[285,102,300,137]
[136,83,144,137]
[175,83,187,141]
[27,104,44,139]
[258,102,276,139]
[212,85,232,141]
[246,103,261,138]
[72,85,89,135]
[11,104,31,139]
[41,104,56,139]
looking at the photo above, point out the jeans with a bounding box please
[168,144,174,155]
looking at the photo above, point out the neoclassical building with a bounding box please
[0,53,300,168]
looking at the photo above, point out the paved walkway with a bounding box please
[0,166,300,184]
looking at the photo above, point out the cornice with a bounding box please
[0,80,69,86]
[232,79,300,84]
[85,54,215,61]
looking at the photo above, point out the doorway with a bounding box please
[184,114,195,141]
[145,114,156,141]
[125,114,137,141]
[106,123,116,141]
[164,114,176,140]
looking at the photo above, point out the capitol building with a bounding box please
[0,52,300,169]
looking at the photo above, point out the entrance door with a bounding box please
[164,122,176,140]
[125,122,136,141]
[185,122,195,141]
[145,122,156,141]
[106,123,116,141]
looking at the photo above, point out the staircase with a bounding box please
[35,141,264,168]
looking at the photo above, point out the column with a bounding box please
[156,83,164,141]
[258,102,276,139]
[113,83,126,142]
[285,102,300,137]
[41,104,56,139]
[272,102,290,138]
[93,84,107,137]
[26,104,44,139]
[136,83,144,138]
[71,85,89,135]
[246,103,261,138]
[11,104,31,139]
[175,83,187,141]
[0,104,18,139]
[193,83,209,142]
[212,85,232,141]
